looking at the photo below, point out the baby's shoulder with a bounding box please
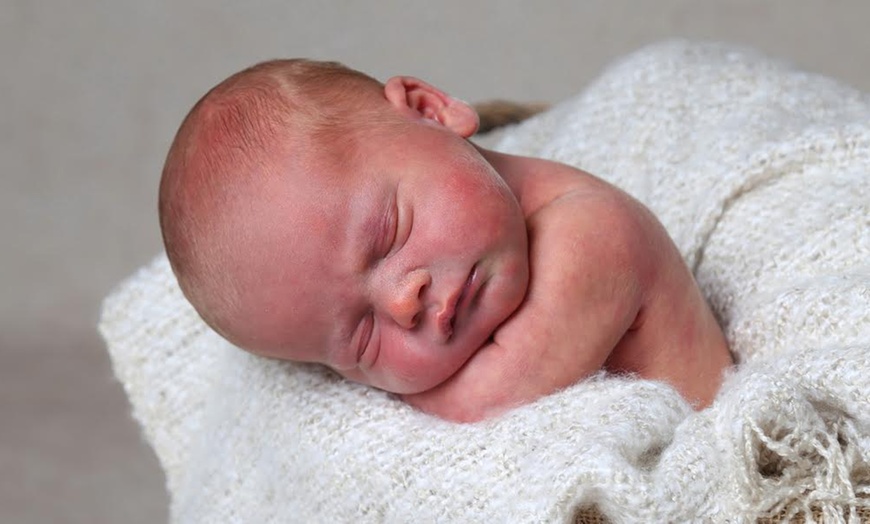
[527,173,646,251]
[502,154,627,219]
[524,170,669,299]
[488,150,663,263]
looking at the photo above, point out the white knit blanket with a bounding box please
[100,41,870,523]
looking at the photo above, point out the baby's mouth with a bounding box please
[439,264,478,342]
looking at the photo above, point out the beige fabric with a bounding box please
[101,41,870,522]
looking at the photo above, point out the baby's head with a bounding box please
[159,59,530,394]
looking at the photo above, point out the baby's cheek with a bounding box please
[381,334,461,392]
[384,339,439,383]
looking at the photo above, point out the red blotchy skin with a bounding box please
[210,75,733,422]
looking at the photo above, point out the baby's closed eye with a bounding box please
[354,312,375,363]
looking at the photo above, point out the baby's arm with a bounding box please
[403,189,647,422]
[404,154,733,422]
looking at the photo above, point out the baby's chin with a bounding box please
[342,336,489,396]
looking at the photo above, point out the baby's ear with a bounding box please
[384,76,479,138]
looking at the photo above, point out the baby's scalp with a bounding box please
[159,59,388,346]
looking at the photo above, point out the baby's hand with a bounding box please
[400,340,541,423]
[400,328,609,423]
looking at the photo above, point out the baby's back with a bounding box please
[585,186,732,407]
[505,161,731,408]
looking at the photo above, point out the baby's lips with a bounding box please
[436,293,458,342]
[435,265,477,343]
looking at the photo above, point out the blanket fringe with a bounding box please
[743,399,870,523]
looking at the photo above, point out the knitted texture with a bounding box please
[100,41,870,523]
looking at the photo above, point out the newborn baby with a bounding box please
[159,59,733,422]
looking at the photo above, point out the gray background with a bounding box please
[4,1,870,522]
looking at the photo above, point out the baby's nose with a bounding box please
[383,269,431,330]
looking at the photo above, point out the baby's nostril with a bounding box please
[411,312,421,328]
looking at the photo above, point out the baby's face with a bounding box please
[228,120,530,394]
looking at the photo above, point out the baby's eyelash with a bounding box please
[356,312,375,362]
[383,200,399,257]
